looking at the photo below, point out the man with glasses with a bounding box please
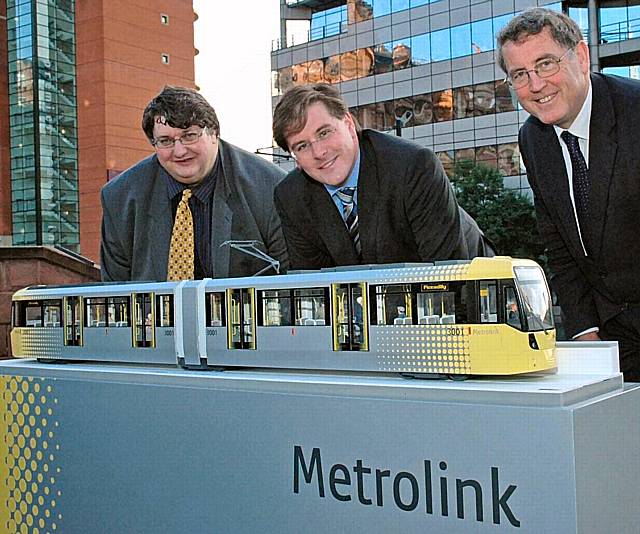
[497,8,640,381]
[272,83,491,270]
[100,86,287,281]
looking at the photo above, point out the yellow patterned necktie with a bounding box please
[167,188,195,281]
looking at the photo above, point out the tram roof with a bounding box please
[12,257,541,299]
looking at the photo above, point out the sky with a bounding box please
[193,1,282,154]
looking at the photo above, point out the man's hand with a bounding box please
[575,331,601,341]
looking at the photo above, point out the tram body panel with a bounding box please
[11,327,63,360]
[10,258,559,378]
[466,325,556,375]
[368,324,470,375]
[205,325,335,369]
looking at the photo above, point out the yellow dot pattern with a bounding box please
[375,325,471,374]
[1,376,63,533]
[11,328,62,360]
[167,188,195,281]
[372,263,471,285]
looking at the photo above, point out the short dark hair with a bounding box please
[496,8,584,74]
[272,83,358,151]
[141,86,220,141]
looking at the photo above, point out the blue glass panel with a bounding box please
[472,17,494,54]
[493,14,512,38]
[392,0,410,11]
[451,24,471,58]
[430,28,451,62]
[373,0,391,17]
[568,7,588,37]
[600,7,629,42]
[411,0,430,6]
[325,7,343,26]
[411,33,430,64]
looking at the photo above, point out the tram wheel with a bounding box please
[448,373,469,381]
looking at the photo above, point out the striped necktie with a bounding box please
[336,187,361,256]
[167,188,195,280]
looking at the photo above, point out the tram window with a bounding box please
[294,288,327,325]
[505,286,522,329]
[24,301,43,327]
[43,300,62,327]
[261,290,292,326]
[479,281,498,323]
[86,298,107,327]
[514,266,554,331]
[156,295,174,327]
[107,296,130,327]
[373,284,412,325]
[206,292,226,327]
[416,291,456,324]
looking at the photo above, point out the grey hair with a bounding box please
[496,8,584,74]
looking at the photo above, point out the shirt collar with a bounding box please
[323,153,361,198]
[553,80,592,141]
[164,154,219,203]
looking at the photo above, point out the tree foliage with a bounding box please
[450,160,546,265]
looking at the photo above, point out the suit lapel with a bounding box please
[585,74,617,259]
[357,135,379,264]
[212,144,233,278]
[535,125,586,258]
[303,174,360,265]
[149,167,173,280]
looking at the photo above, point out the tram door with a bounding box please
[63,296,83,346]
[331,283,369,351]
[132,293,155,348]
[227,288,256,349]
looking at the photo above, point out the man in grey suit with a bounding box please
[100,86,288,281]
[497,8,640,380]
[271,83,492,271]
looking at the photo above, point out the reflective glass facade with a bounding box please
[273,9,558,95]
[6,0,79,251]
[272,0,640,190]
[308,0,440,42]
[599,1,640,43]
[310,5,346,40]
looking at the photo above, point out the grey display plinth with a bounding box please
[0,342,638,533]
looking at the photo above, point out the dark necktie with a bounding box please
[335,187,361,256]
[560,131,590,236]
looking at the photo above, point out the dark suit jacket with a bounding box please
[100,139,288,281]
[274,129,491,270]
[519,73,640,337]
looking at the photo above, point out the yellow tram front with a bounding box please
[463,258,556,376]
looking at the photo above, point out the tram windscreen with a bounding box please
[514,266,554,331]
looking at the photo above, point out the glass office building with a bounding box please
[6,0,79,251]
[271,0,640,191]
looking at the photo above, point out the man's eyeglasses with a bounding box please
[290,126,337,158]
[505,49,573,89]
[152,128,206,149]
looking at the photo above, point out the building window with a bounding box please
[160,13,169,25]
[161,54,170,65]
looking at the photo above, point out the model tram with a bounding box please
[10,257,557,378]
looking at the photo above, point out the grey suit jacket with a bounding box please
[520,73,640,337]
[274,129,491,270]
[100,139,288,281]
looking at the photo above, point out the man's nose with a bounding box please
[527,70,547,92]
[310,139,326,158]
[172,139,189,155]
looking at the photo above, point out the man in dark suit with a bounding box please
[100,86,287,281]
[497,8,640,380]
[271,83,492,270]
